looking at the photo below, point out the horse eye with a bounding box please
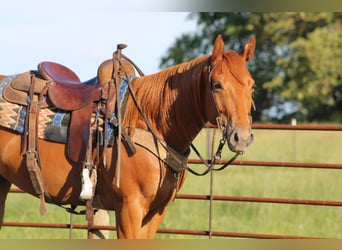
[212,81,223,91]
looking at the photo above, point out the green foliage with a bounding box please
[160,12,342,123]
[265,14,342,122]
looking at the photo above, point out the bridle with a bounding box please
[112,46,245,177]
[187,60,243,176]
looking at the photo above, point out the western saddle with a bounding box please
[2,45,139,221]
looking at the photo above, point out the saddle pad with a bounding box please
[0,75,71,140]
[0,75,27,133]
[111,75,136,122]
[0,74,135,145]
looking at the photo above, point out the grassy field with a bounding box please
[1,126,342,239]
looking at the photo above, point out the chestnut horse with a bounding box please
[0,35,255,239]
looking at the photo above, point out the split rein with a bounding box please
[114,47,241,177]
[189,138,242,177]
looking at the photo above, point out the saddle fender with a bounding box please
[47,82,103,111]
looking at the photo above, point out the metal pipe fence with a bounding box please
[3,124,342,239]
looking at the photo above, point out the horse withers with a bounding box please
[0,35,256,238]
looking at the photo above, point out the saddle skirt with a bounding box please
[0,74,135,146]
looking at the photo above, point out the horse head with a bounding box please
[206,35,256,153]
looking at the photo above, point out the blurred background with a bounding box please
[2,10,341,123]
[160,13,342,124]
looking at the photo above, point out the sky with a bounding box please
[0,2,197,80]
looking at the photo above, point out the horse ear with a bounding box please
[212,35,225,65]
[240,36,256,62]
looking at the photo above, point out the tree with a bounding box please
[160,13,342,123]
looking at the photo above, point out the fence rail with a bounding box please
[190,159,342,169]
[1,221,317,239]
[3,124,342,239]
[252,124,342,131]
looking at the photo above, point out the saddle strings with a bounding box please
[109,45,146,188]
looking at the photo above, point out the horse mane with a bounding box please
[123,54,211,144]
[123,50,251,151]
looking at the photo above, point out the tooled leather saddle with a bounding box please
[3,61,108,163]
[1,45,140,225]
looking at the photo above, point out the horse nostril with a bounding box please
[249,133,254,144]
[234,132,239,142]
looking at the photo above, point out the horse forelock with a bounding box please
[221,51,254,120]
[223,51,251,86]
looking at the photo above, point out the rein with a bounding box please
[188,140,241,176]
[113,47,241,177]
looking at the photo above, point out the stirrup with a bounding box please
[79,167,93,200]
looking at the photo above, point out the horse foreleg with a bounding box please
[115,198,145,239]
[141,207,168,239]
[115,200,168,239]
[0,177,11,229]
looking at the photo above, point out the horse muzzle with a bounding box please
[226,127,254,153]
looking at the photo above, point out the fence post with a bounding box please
[208,128,216,239]
[291,118,297,162]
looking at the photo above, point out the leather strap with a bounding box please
[26,74,47,215]
[113,45,125,188]
[84,121,97,232]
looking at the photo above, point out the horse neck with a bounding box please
[124,55,211,154]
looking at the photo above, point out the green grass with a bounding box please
[1,127,342,239]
